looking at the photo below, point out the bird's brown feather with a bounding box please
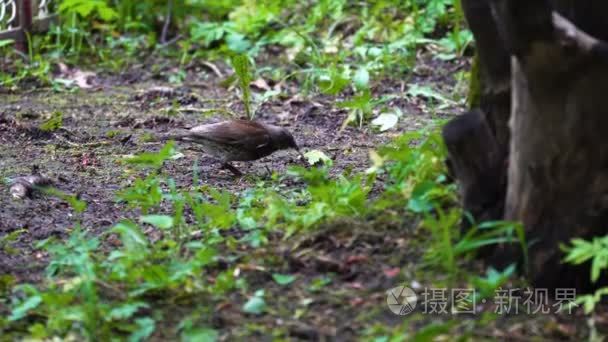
[160,119,296,163]
[186,120,271,150]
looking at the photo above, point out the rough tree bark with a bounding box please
[444,0,608,290]
[496,0,608,289]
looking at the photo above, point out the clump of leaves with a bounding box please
[0,230,24,255]
[369,127,524,286]
[370,127,455,211]
[338,90,374,130]
[58,0,118,21]
[242,289,266,315]
[122,141,177,170]
[0,39,14,48]
[263,165,373,237]
[7,219,224,339]
[39,111,63,132]
[115,174,163,214]
[471,264,517,300]
[562,236,608,313]
[303,150,333,167]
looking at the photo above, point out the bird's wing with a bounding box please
[187,120,271,149]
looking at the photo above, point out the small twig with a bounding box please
[201,61,224,78]
[183,82,209,89]
[11,48,30,61]
[157,34,182,48]
[188,93,230,104]
[94,279,127,301]
[160,0,173,44]
[52,133,111,148]
[351,143,376,148]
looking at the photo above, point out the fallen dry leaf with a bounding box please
[383,267,401,278]
[251,78,271,91]
[346,282,364,290]
[345,255,369,265]
[55,63,97,89]
[350,297,365,306]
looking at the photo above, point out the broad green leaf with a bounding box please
[303,150,332,166]
[97,6,118,21]
[181,328,219,342]
[108,302,149,320]
[272,273,296,286]
[9,295,42,321]
[337,91,372,110]
[190,22,226,46]
[242,290,266,315]
[123,141,176,169]
[129,317,155,342]
[140,215,174,229]
[39,111,63,132]
[407,197,433,213]
[194,247,217,265]
[411,321,455,342]
[353,67,370,90]
[58,0,117,21]
[407,181,437,213]
[318,68,350,95]
[0,39,14,48]
[226,33,252,53]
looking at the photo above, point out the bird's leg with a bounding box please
[221,162,243,177]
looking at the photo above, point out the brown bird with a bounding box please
[159,120,302,176]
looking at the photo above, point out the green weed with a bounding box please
[562,236,608,313]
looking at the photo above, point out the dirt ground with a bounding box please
[0,57,596,340]
[0,57,450,280]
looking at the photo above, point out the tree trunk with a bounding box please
[446,0,608,290]
[443,0,511,229]
[493,0,608,289]
[461,0,511,153]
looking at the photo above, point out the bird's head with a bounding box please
[265,125,298,150]
[265,124,305,161]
